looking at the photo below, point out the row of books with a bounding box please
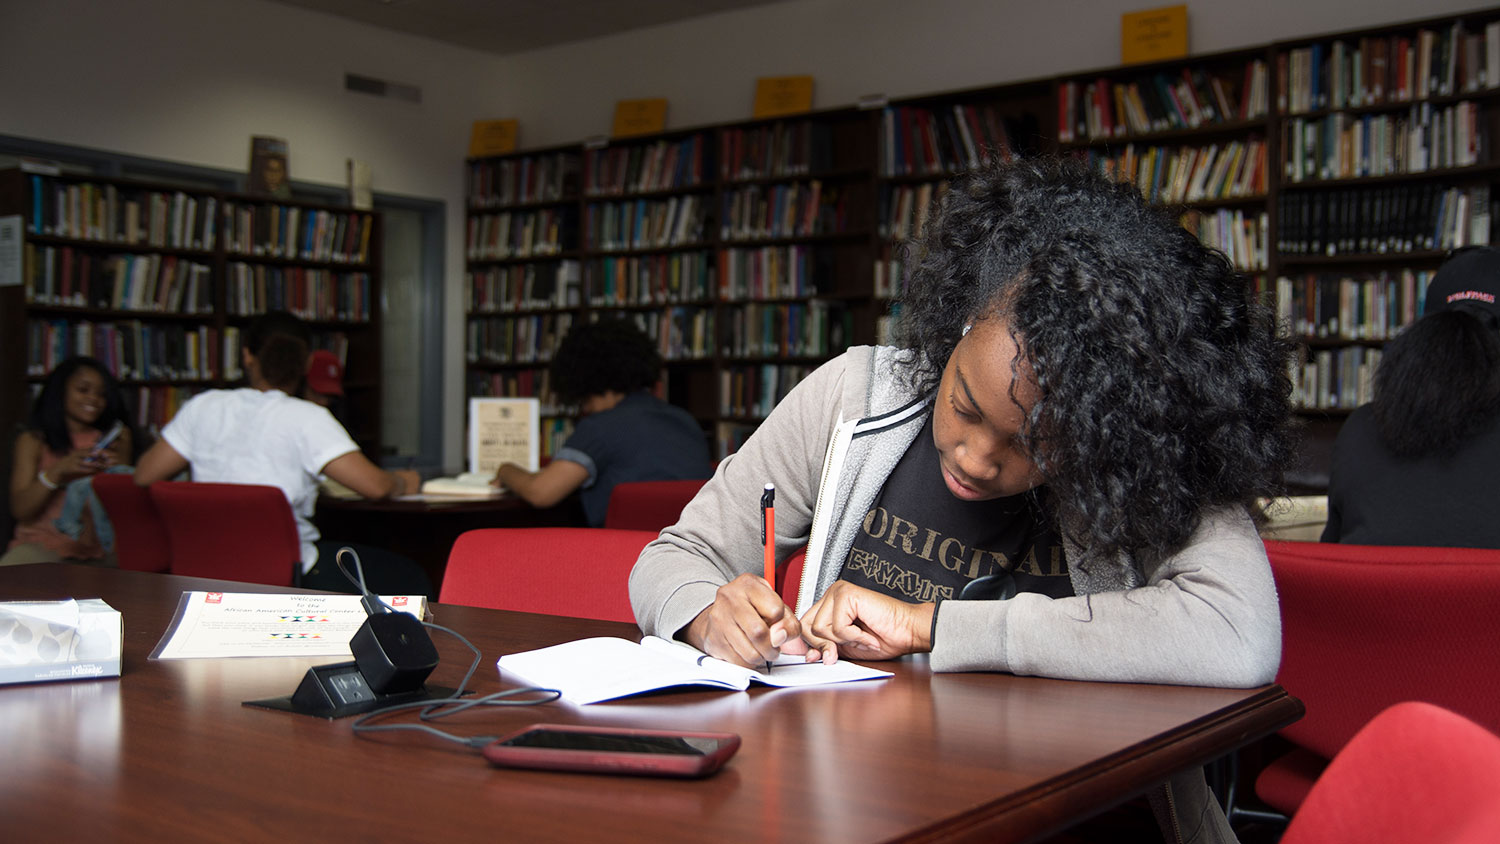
[1281,101,1487,183]
[130,385,205,434]
[469,368,561,414]
[207,329,344,385]
[879,103,1025,178]
[1180,208,1269,272]
[584,136,708,197]
[585,252,714,307]
[717,245,833,301]
[719,181,845,241]
[1291,345,1381,411]
[225,264,372,322]
[466,152,580,209]
[465,209,573,261]
[27,176,218,252]
[719,301,851,359]
[220,204,374,264]
[27,319,221,382]
[1276,183,1491,256]
[466,313,575,365]
[21,245,214,314]
[600,306,716,361]
[1279,22,1500,115]
[1266,269,1434,341]
[718,364,814,420]
[584,196,707,252]
[877,181,945,242]
[720,122,835,181]
[1082,138,1269,207]
[1058,61,1270,143]
[468,260,582,313]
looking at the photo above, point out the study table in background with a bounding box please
[1,564,1303,842]
[314,491,587,592]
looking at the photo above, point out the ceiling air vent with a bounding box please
[344,73,422,104]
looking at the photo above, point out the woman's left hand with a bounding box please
[798,581,935,664]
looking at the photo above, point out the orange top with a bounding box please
[9,429,105,559]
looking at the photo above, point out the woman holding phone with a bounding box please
[3,356,134,566]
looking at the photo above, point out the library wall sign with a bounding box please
[1121,4,1188,65]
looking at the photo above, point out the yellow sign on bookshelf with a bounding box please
[752,76,814,119]
[469,119,519,157]
[1121,4,1188,65]
[612,98,668,138]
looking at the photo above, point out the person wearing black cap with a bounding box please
[1322,245,1500,547]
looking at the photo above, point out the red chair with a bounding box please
[778,547,806,607]
[1250,539,1500,818]
[92,474,169,572]
[439,528,658,623]
[602,479,708,532]
[1279,702,1500,844]
[149,481,302,587]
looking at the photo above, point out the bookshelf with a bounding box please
[875,78,1053,342]
[456,7,1500,487]
[712,108,876,456]
[463,145,583,457]
[1059,46,1276,285]
[0,167,384,456]
[1272,10,1500,423]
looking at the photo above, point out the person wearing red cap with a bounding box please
[1323,245,1500,547]
[304,349,344,409]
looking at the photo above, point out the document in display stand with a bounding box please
[496,636,893,705]
[150,591,428,659]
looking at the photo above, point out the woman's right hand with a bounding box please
[47,448,107,486]
[683,573,804,669]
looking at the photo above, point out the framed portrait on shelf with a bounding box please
[248,136,292,199]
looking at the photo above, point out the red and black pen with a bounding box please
[761,482,775,673]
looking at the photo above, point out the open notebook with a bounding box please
[497,636,892,704]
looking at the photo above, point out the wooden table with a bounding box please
[314,493,587,591]
[0,564,1302,842]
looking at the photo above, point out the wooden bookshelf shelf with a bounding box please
[2,168,384,452]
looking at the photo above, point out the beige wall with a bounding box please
[0,0,1483,462]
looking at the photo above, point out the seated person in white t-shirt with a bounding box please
[133,311,429,596]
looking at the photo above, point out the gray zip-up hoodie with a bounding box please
[630,345,1280,687]
[629,345,1276,844]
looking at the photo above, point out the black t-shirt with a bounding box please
[838,415,1070,603]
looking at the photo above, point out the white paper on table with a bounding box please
[149,591,428,660]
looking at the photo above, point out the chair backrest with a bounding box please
[1280,702,1500,844]
[602,479,708,532]
[91,474,170,572]
[1266,539,1500,760]
[778,547,806,608]
[440,528,658,623]
[149,481,302,586]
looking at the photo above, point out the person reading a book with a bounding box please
[492,317,713,526]
[3,357,135,567]
[1322,245,1500,548]
[630,157,1295,844]
[133,310,431,596]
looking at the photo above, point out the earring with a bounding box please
[961,324,972,336]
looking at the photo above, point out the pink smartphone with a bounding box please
[482,723,740,778]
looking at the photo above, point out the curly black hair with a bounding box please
[28,356,132,456]
[550,317,662,404]
[894,156,1296,564]
[245,309,311,393]
[1372,305,1500,459]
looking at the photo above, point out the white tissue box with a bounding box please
[0,599,123,684]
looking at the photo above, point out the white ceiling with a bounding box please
[268,0,795,55]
